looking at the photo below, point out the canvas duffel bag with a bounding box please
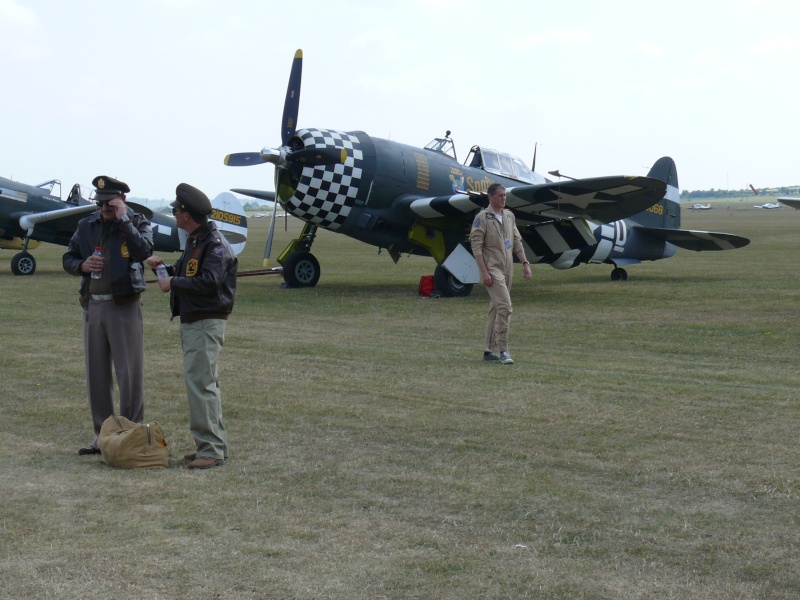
[98,415,168,469]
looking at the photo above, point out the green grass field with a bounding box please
[1,206,798,599]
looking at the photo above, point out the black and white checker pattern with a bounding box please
[287,128,363,231]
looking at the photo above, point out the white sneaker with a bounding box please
[499,351,514,365]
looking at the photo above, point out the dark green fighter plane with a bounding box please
[225,50,749,296]
[0,176,248,275]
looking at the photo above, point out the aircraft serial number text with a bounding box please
[211,209,243,225]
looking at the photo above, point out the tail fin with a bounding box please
[631,157,680,228]
[647,157,679,200]
[210,192,248,256]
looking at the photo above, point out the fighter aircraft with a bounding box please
[224,50,749,295]
[0,176,248,275]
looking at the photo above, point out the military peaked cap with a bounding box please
[171,182,212,216]
[92,175,130,197]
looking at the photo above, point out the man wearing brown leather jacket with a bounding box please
[147,183,237,470]
[63,175,153,455]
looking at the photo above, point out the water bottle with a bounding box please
[156,264,168,279]
[90,246,102,279]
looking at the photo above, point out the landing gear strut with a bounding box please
[11,230,37,275]
[279,222,321,288]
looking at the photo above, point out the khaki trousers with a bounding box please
[83,298,145,445]
[180,319,228,460]
[483,267,513,353]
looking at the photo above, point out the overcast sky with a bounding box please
[2,0,798,201]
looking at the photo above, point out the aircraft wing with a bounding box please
[778,197,800,210]
[634,227,750,251]
[409,176,666,224]
[17,204,97,231]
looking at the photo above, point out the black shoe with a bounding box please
[483,351,500,362]
[78,446,101,455]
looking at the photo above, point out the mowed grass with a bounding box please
[1,205,798,599]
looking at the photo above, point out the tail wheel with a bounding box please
[610,267,628,281]
[434,264,473,297]
[282,251,320,288]
[11,252,36,276]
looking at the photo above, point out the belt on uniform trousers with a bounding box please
[90,294,114,301]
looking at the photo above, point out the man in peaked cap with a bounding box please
[62,176,153,455]
[147,183,237,470]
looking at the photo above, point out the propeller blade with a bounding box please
[281,49,303,146]
[286,147,347,167]
[224,152,265,167]
[263,193,279,268]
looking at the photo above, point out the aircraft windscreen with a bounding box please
[498,154,515,175]
[511,157,536,183]
[482,150,500,171]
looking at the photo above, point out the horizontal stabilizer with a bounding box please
[635,227,750,251]
[126,202,155,219]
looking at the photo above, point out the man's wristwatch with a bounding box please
[119,215,130,223]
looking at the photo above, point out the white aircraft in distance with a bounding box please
[778,197,800,210]
[754,202,782,209]
[689,203,712,211]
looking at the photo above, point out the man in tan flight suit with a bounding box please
[469,183,532,365]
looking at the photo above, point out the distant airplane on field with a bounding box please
[754,202,782,210]
[688,203,712,211]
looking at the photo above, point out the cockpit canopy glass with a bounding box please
[464,146,537,184]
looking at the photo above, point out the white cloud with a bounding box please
[745,34,800,55]
[636,42,664,58]
[0,0,38,27]
[511,28,591,50]
[350,26,398,48]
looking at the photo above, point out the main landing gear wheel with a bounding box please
[610,267,628,281]
[11,252,36,276]
[434,264,473,297]
[282,251,321,288]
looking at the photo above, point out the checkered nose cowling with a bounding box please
[283,128,364,231]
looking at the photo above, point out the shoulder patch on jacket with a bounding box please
[212,244,224,256]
